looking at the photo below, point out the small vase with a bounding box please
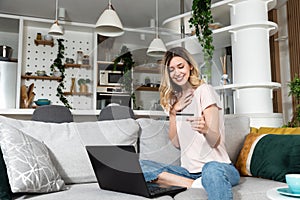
[220,74,230,85]
[79,84,88,93]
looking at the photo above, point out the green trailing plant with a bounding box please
[50,39,72,109]
[113,46,136,108]
[189,0,214,66]
[287,74,300,127]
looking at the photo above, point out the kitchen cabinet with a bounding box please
[133,64,161,110]
[96,61,131,109]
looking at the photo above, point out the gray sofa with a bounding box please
[0,115,286,200]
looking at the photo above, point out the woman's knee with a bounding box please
[202,161,223,180]
[202,161,239,187]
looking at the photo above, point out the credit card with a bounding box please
[176,113,194,116]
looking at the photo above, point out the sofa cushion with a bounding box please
[0,116,139,184]
[236,133,300,182]
[0,123,65,193]
[224,115,250,163]
[13,183,174,200]
[257,127,300,134]
[137,118,181,166]
[0,145,12,200]
[174,176,286,200]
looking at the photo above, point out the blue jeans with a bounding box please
[139,160,240,200]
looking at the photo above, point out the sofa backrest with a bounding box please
[137,118,181,166]
[0,116,140,184]
[137,115,250,166]
[224,115,250,163]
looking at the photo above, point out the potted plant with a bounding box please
[77,78,91,93]
[286,75,300,127]
[189,0,214,67]
[50,39,72,109]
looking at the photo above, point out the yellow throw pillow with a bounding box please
[257,127,300,134]
[235,133,264,176]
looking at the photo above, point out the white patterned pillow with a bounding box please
[0,123,65,193]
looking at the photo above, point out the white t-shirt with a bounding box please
[176,83,231,173]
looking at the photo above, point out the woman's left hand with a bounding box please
[187,116,208,135]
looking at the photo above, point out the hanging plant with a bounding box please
[189,0,214,66]
[113,46,136,108]
[286,74,300,127]
[50,39,72,109]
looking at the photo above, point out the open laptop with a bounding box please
[86,145,186,198]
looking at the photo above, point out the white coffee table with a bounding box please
[267,187,300,200]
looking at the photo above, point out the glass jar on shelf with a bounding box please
[76,51,83,64]
[82,55,90,65]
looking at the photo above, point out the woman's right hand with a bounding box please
[172,90,194,113]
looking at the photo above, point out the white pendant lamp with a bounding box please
[96,0,124,37]
[48,0,63,35]
[147,0,167,57]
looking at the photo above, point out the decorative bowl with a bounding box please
[286,174,300,194]
[34,99,51,106]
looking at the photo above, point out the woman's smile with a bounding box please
[169,56,192,86]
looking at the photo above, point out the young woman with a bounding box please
[140,47,240,200]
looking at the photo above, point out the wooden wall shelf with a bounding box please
[63,92,93,96]
[21,75,62,81]
[34,39,54,47]
[135,86,159,91]
[64,63,91,68]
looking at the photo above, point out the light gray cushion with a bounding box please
[0,116,140,184]
[137,118,181,166]
[0,123,65,193]
[13,183,174,200]
[224,115,250,163]
[173,177,286,200]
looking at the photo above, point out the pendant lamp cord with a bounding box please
[155,0,159,38]
[108,0,112,10]
[55,0,58,21]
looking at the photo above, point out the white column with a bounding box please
[229,0,277,114]
[228,0,283,127]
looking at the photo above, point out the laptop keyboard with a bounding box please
[147,183,185,196]
[148,186,170,195]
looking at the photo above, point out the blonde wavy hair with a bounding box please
[159,47,204,112]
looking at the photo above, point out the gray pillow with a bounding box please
[0,123,65,193]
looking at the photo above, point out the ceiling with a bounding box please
[0,0,195,29]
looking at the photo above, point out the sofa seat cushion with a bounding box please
[174,177,286,200]
[0,116,140,184]
[13,183,174,200]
